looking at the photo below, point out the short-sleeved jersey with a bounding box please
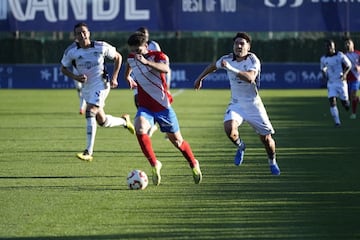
[320,51,352,83]
[148,40,161,51]
[345,50,360,82]
[216,53,260,102]
[61,41,117,91]
[127,50,172,112]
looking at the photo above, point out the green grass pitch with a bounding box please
[0,89,359,240]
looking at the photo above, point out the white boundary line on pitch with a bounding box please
[171,89,185,97]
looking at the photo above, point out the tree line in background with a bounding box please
[1,33,358,64]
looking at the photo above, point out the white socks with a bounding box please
[102,115,126,128]
[86,116,97,155]
[268,158,277,165]
[85,115,127,155]
[330,106,340,124]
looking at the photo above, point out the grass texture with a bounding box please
[0,89,359,240]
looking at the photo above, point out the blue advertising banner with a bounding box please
[0,0,359,32]
[0,63,323,89]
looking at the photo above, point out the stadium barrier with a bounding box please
[0,63,323,89]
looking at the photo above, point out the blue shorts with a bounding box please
[348,80,360,91]
[136,107,180,133]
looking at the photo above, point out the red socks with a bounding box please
[136,134,197,168]
[136,134,157,166]
[179,140,197,168]
[352,97,359,114]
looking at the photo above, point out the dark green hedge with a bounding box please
[0,37,347,64]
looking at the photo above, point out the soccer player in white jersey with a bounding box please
[126,32,202,185]
[320,39,352,127]
[344,38,360,119]
[60,22,135,162]
[194,32,280,175]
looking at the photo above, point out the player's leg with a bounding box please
[76,87,98,161]
[329,96,340,126]
[223,105,245,166]
[96,108,134,134]
[166,131,202,184]
[158,107,202,184]
[259,134,280,175]
[135,109,161,185]
[76,103,98,161]
[339,82,350,117]
[248,98,279,175]
[328,82,342,127]
[327,83,342,126]
[133,90,157,137]
[95,89,134,134]
[349,81,359,119]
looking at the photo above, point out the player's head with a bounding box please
[325,39,336,55]
[74,22,91,47]
[232,32,251,58]
[233,32,251,43]
[127,32,148,54]
[137,26,150,42]
[344,37,354,52]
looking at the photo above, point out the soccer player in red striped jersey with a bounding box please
[344,38,360,119]
[126,32,202,185]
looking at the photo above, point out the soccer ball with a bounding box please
[127,170,149,190]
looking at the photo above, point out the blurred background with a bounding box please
[0,0,359,88]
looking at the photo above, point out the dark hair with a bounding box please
[233,32,251,43]
[127,32,147,46]
[74,22,88,32]
[136,26,148,34]
[325,39,334,45]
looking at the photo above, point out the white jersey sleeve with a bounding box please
[61,42,77,68]
[216,53,260,101]
[148,40,161,51]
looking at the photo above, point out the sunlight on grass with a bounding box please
[0,89,359,240]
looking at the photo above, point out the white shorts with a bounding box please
[327,81,349,100]
[82,83,110,108]
[224,98,275,136]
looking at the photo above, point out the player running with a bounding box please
[194,32,280,175]
[126,31,202,185]
[60,22,135,162]
[344,38,360,119]
[321,39,352,126]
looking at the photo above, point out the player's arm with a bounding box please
[321,69,328,82]
[194,63,217,90]
[135,54,169,74]
[110,51,122,88]
[221,60,257,84]
[342,56,352,81]
[342,65,351,81]
[124,63,137,89]
[60,65,87,83]
[354,50,360,72]
[320,58,328,82]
